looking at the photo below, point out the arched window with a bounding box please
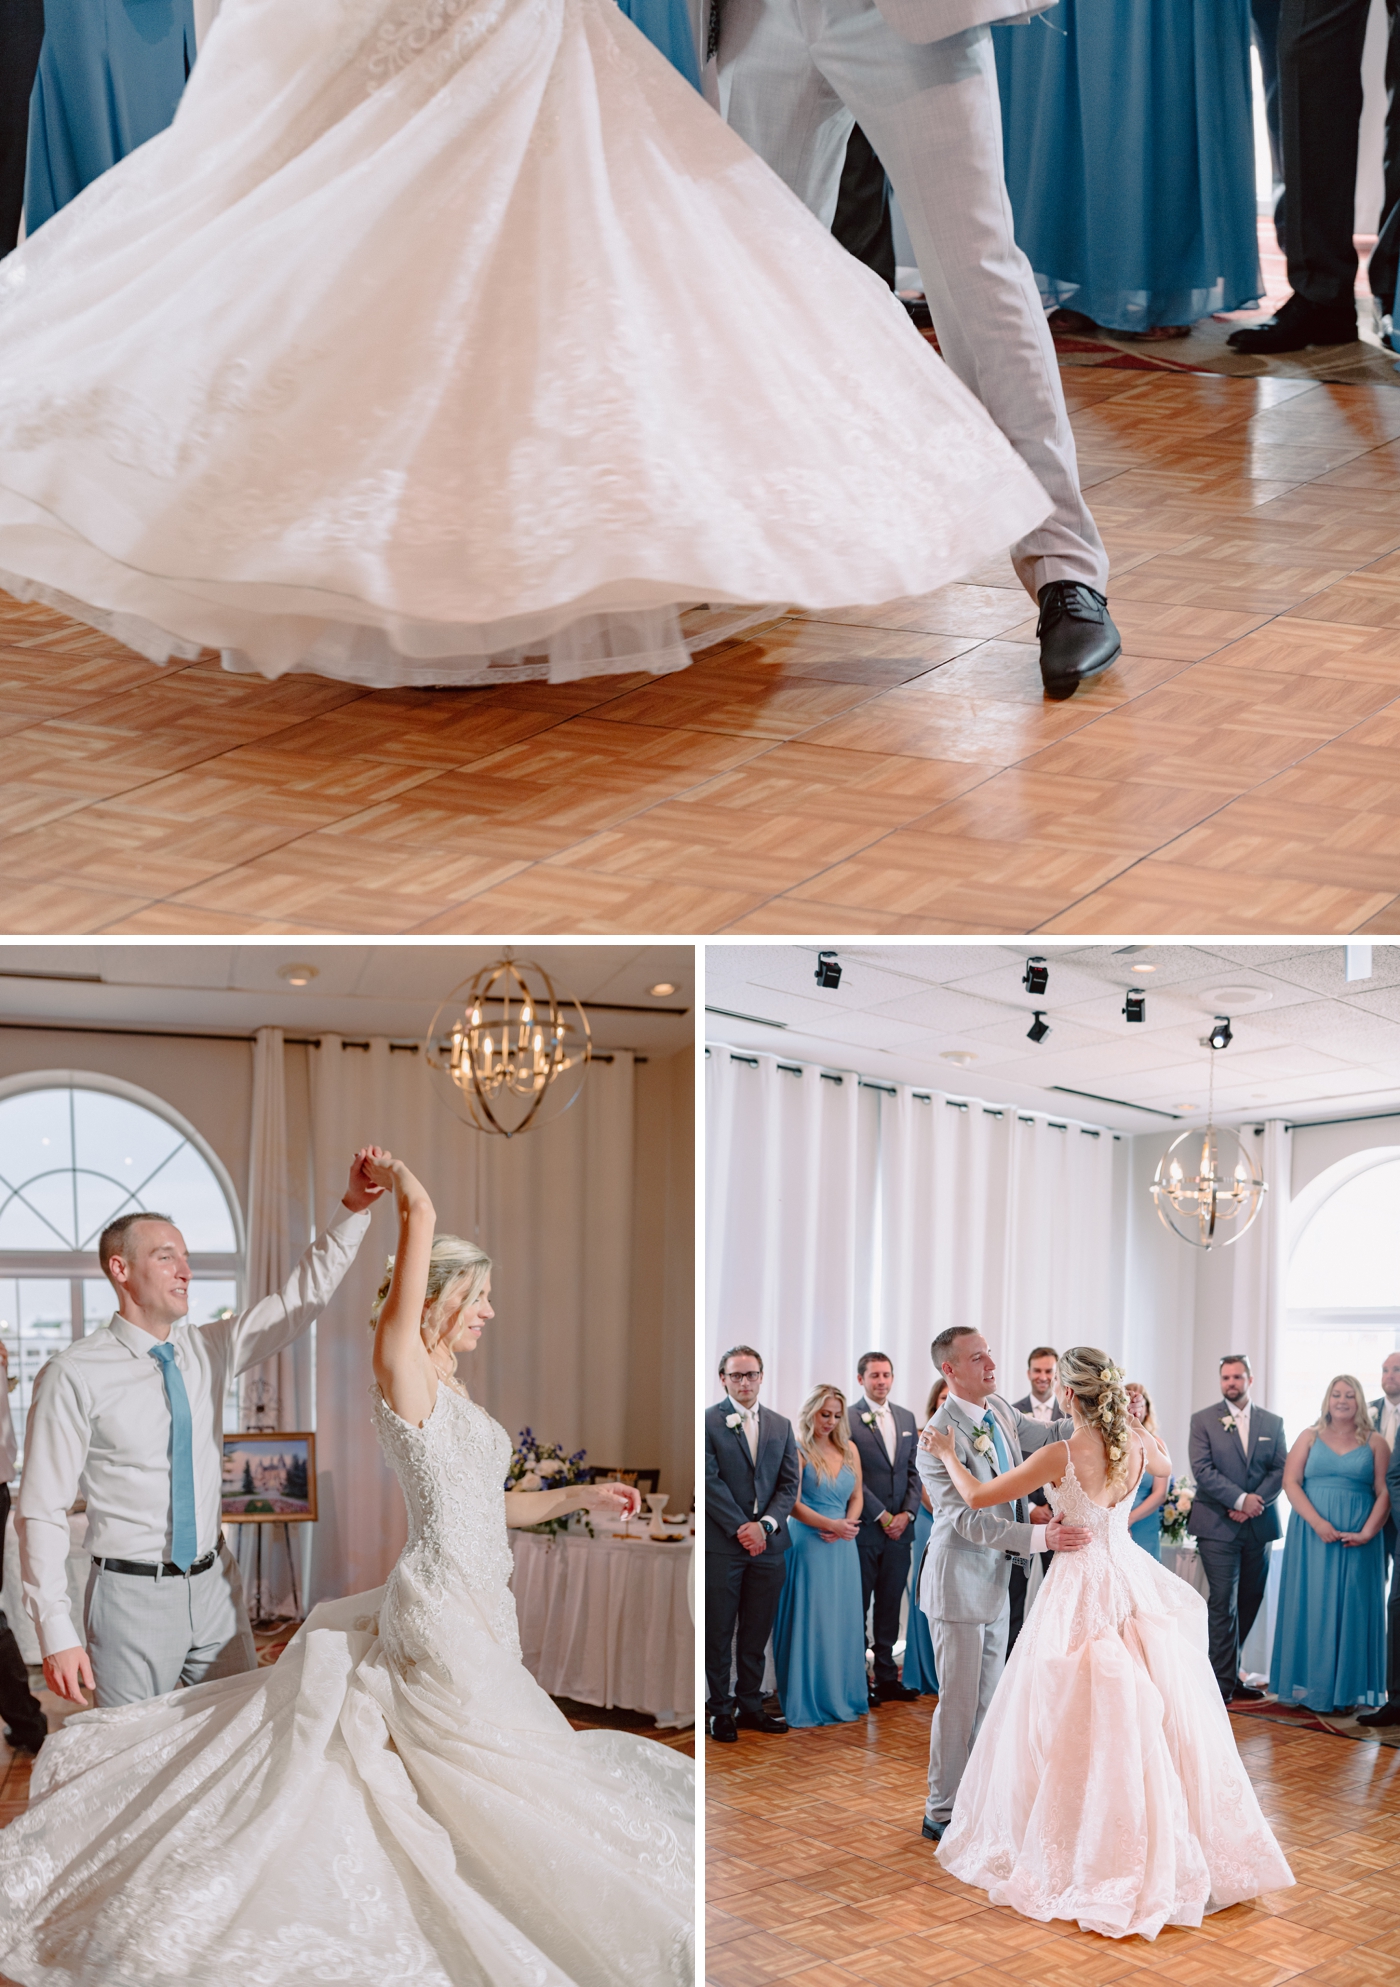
[1283,1152,1400,1445]
[0,1077,243,1467]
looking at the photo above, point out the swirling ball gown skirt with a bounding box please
[1270,1439,1386,1712]
[0,0,1050,689]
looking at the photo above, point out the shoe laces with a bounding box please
[1036,582,1106,637]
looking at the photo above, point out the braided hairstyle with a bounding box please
[1058,1345,1134,1495]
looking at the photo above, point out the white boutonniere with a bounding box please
[1219,1413,1237,1434]
[726,1413,743,1430]
[860,1412,875,1426]
[969,1427,995,1459]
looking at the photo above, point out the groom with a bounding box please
[915,1325,1087,1840]
[18,1149,384,1709]
[714,0,1120,700]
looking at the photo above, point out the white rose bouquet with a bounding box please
[504,1428,593,1536]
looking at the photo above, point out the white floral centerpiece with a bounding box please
[1160,1478,1194,1547]
[504,1428,593,1536]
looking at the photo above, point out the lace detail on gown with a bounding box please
[0,1383,693,1985]
[935,1452,1293,1940]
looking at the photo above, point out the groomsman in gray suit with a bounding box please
[849,1351,921,1703]
[915,1325,1086,1840]
[1368,1351,1400,1577]
[704,1346,801,1741]
[1187,1354,1286,1705]
[713,0,1121,700]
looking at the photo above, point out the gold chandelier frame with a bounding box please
[425,958,591,1137]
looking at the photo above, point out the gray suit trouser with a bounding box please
[717,0,1108,599]
[85,1543,258,1708]
[924,1601,1007,1826]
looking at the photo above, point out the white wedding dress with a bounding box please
[936,1454,1293,1940]
[0,1385,693,1985]
[0,0,1050,687]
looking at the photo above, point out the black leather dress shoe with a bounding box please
[1226,292,1358,353]
[1037,582,1121,699]
[1231,1683,1266,1702]
[921,1818,943,1841]
[4,1726,44,1754]
[1357,1701,1400,1726]
[709,1713,737,1742]
[877,1682,921,1703]
[734,1710,789,1733]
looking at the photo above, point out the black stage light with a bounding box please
[1123,990,1146,1023]
[814,951,842,989]
[1023,956,1049,997]
[1208,1015,1233,1051]
[1027,1012,1050,1044]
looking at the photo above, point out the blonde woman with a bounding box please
[771,1385,869,1726]
[0,1150,694,1986]
[1270,1375,1391,1714]
[920,1344,1293,1939]
[1125,1379,1170,1560]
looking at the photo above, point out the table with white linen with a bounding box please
[1162,1535,1283,1681]
[509,1527,694,1727]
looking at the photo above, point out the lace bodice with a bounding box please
[371,1382,521,1669]
[1043,1452,1150,1643]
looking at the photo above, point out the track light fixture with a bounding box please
[1022,956,1049,997]
[1207,1016,1233,1051]
[814,951,842,989]
[1027,1012,1050,1044]
[1123,990,1146,1023]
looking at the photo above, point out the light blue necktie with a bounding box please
[150,1342,198,1570]
[982,1411,1012,1477]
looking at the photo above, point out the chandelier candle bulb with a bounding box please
[426,957,592,1137]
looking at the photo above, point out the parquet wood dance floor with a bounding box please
[7,370,1400,933]
[705,1705,1400,1987]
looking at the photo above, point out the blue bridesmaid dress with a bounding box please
[616,0,701,88]
[1270,1439,1386,1713]
[25,0,197,234]
[772,1460,870,1727]
[990,0,1262,332]
[1129,1470,1163,1559]
[901,1500,939,1692]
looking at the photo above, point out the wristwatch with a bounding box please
[759,1515,777,1535]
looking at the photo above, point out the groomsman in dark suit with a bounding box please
[849,1352,921,1703]
[704,1346,800,1742]
[1188,1354,1286,1704]
[1368,1352,1400,1580]
[1007,1345,1058,1650]
[1359,1403,1400,1729]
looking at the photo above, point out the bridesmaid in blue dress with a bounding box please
[616,0,701,87]
[900,1377,944,1694]
[25,0,197,234]
[990,0,1262,336]
[1126,1379,1169,1559]
[1271,1376,1391,1714]
[772,1384,870,1727]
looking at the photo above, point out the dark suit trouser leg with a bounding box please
[831,122,894,288]
[0,1488,44,1748]
[708,1550,788,1720]
[1006,1562,1028,1654]
[1251,0,1284,231]
[858,1524,913,1687]
[1387,1565,1400,1699]
[0,0,45,256]
[1195,1536,1244,1699]
[1235,1533,1269,1657]
[705,1552,747,1719]
[1370,0,1400,308]
[1278,0,1373,305]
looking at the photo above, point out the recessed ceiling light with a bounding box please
[647,982,677,997]
[941,1050,978,1067]
[1130,964,1157,973]
[278,963,318,987]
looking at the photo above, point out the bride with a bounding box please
[922,1346,1292,1942]
[0,1151,693,1986]
[0,0,1050,688]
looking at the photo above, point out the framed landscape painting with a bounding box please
[221,1432,317,1523]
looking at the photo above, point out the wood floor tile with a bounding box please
[6,373,1400,931]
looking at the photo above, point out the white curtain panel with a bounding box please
[306,1039,636,1607]
[1227,1120,1292,1407]
[706,1047,1117,1424]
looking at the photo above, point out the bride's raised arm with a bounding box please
[367,1152,439,1428]
[921,1426,1069,1510]
[503,1478,642,1528]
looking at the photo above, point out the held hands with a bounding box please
[1313,1517,1341,1544]
[736,1520,767,1557]
[43,1646,94,1707]
[343,1146,394,1211]
[819,1517,859,1542]
[883,1512,913,1540]
[1239,1493,1265,1519]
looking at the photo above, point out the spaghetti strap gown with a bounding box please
[771,1462,869,1727]
[0,0,1049,690]
[1269,1439,1386,1713]
[0,1386,693,1985]
[937,1454,1293,1940]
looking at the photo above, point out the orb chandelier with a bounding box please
[425,958,591,1137]
[1149,1024,1266,1249]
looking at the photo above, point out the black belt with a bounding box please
[93,1548,219,1579]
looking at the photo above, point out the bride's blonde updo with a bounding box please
[1058,1345,1133,1494]
[369,1235,491,1350]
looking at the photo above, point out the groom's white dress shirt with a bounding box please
[18,1203,370,1658]
[947,1391,1053,1552]
[1228,1400,1252,1511]
[1376,1396,1400,1450]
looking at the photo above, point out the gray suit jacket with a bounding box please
[1187,1402,1285,1546]
[876,0,1050,49]
[915,1392,1071,1625]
